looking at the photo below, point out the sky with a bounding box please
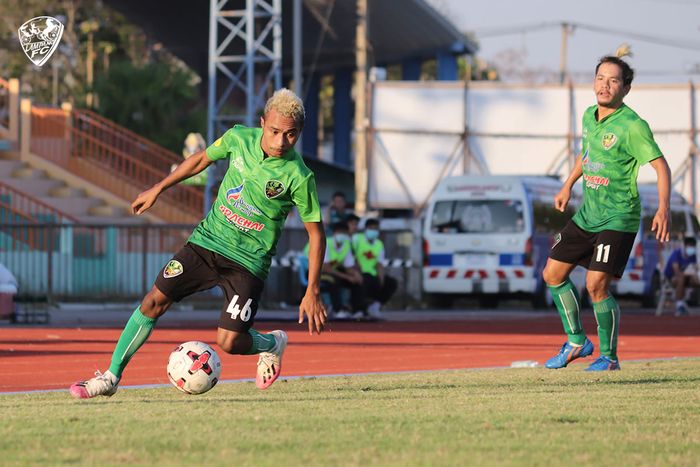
[426,0,700,83]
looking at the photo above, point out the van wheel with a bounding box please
[423,293,452,309]
[641,272,660,308]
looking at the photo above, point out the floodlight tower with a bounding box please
[205,0,282,211]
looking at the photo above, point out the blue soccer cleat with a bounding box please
[545,338,594,369]
[586,355,620,371]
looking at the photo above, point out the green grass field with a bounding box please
[1,359,699,466]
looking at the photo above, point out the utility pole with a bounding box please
[293,0,303,151]
[354,0,368,215]
[80,20,99,108]
[559,22,570,85]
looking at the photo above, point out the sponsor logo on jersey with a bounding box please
[265,180,285,199]
[225,182,261,216]
[219,205,265,232]
[602,132,617,150]
[230,197,261,217]
[163,260,184,278]
[213,137,223,147]
[582,145,605,173]
[582,173,610,190]
[226,183,245,203]
[232,156,244,173]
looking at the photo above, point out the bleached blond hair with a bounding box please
[264,88,305,126]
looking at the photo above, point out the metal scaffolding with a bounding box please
[205,0,282,210]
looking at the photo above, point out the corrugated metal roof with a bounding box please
[104,0,477,77]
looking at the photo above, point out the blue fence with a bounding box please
[0,223,417,307]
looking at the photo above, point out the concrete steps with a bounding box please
[0,154,142,224]
[0,177,63,197]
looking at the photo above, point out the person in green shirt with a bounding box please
[321,221,364,319]
[352,218,397,320]
[542,55,671,371]
[70,88,327,399]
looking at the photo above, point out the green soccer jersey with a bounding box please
[188,125,321,279]
[572,104,662,233]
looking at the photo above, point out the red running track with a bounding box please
[0,314,698,393]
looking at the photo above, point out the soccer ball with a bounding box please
[167,341,222,395]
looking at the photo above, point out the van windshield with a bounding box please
[430,200,525,234]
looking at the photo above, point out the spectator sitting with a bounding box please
[663,236,699,316]
[321,222,364,320]
[347,213,360,239]
[324,191,351,235]
[352,218,398,320]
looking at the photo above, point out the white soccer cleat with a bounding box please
[255,330,287,390]
[69,370,120,399]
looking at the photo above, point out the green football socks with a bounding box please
[593,296,620,360]
[548,279,587,346]
[244,329,276,355]
[108,307,157,379]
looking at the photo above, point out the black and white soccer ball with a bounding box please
[167,341,222,395]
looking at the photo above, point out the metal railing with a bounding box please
[29,106,204,223]
[0,223,418,306]
[0,223,194,300]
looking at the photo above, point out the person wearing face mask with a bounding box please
[321,222,365,319]
[663,237,699,316]
[352,218,398,320]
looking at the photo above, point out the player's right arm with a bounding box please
[132,150,213,215]
[554,153,583,212]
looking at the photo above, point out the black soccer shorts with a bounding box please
[154,242,264,332]
[549,220,636,278]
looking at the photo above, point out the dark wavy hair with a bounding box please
[596,56,634,87]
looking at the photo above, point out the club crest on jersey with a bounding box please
[227,183,244,203]
[163,260,183,278]
[602,132,617,150]
[265,180,285,199]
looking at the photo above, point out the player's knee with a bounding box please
[542,265,564,286]
[585,277,607,300]
[140,287,172,319]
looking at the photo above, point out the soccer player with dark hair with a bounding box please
[70,89,327,398]
[542,55,671,371]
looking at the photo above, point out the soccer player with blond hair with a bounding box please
[70,88,327,398]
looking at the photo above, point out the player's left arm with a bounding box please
[293,171,327,334]
[649,157,671,243]
[300,221,327,334]
[629,119,670,243]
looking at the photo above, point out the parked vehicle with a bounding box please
[422,175,698,309]
[421,175,582,308]
[610,183,699,307]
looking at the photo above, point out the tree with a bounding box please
[94,60,204,151]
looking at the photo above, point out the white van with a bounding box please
[422,175,582,307]
[609,183,699,306]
